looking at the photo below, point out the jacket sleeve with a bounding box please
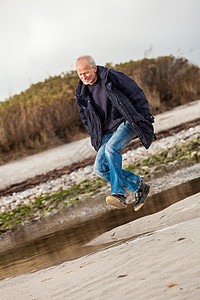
[76,99,89,132]
[109,69,154,123]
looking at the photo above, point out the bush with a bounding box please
[0,56,199,157]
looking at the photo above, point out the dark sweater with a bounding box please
[88,77,124,134]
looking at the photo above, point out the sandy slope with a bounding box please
[0,192,200,300]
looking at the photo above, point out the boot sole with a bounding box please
[106,196,127,209]
[134,185,150,211]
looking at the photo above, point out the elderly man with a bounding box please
[75,55,155,211]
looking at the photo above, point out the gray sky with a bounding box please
[0,0,199,101]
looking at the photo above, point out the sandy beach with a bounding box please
[0,192,200,300]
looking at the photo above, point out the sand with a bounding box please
[0,192,200,300]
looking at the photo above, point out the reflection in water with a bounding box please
[0,177,200,280]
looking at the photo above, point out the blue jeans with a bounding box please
[93,121,141,196]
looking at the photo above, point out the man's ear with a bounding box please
[94,65,97,73]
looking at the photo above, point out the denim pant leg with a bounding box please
[93,133,113,182]
[93,122,141,196]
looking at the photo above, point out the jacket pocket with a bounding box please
[136,119,154,136]
[112,107,123,120]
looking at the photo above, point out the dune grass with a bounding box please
[0,56,199,161]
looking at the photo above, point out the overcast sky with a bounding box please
[0,0,199,101]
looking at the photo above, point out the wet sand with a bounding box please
[0,192,200,300]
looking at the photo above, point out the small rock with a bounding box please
[15,200,22,207]
[23,199,32,206]
[141,166,149,171]
[10,203,17,210]
[167,149,174,159]
[0,206,7,214]
[191,151,197,157]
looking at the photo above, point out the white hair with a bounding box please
[76,55,96,69]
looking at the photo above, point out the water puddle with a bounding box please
[0,177,199,280]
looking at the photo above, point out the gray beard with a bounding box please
[83,72,97,85]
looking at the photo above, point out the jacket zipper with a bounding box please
[105,84,143,140]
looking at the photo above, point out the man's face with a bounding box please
[76,59,97,85]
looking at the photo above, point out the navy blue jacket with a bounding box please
[76,66,155,151]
